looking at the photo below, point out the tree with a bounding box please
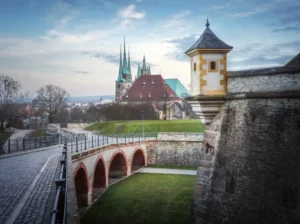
[36,85,69,123]
[70,107,85,122]
[0,75,21,131]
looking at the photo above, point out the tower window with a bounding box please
[193,63,196,72]
[209,61,217,72]
[118,84,121,88]
[142,81,146,87]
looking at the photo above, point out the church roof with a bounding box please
[121,75,179,101]
[185,19,233,54]
[165,78,190,98]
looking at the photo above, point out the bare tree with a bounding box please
[0,75,21,131]
[36,85,69,123]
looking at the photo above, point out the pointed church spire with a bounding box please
[117,44,124,82]
[137,64,141,78]
[147,65,151,75]
[142,54,147,70]
[128,47,131,74]
[123,37,127,70]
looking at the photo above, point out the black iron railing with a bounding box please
[51,141,67,224]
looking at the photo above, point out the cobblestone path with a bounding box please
[13,155,60,224]
[0,147,62,224]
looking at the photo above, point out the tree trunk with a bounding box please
[0,119,4,131]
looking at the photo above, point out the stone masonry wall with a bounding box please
[228,67,300,94]
[157,132,204,141]
[190,98,300,224]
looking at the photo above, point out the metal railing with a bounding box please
[51,140,67,224]
[68,132,158,153]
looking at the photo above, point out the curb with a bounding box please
[0,144,63,160]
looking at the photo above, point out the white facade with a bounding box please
[191,55,200,95]
[202,54,225,93]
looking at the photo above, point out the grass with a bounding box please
[26,129,47,137]
[81,173,196,224]
[86,119,205,135]
[0,132,13,154]
[147,164,198,170]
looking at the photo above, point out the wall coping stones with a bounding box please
[186,91,300,101]
[157,132,204,141]
[227,66,300,78]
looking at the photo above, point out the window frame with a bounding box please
[208,61,218,72]
[193,63,196,72]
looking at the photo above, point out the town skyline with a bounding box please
[0,0,299,96]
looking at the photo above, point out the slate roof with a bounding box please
[165,78,190,98]
[121,75,179,101]
[185,22,233,53]
[285,53,300,67]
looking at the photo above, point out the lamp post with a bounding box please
[140,110,145,139]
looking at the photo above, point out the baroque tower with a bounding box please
[115,37,133,103]
[185,19,233,96]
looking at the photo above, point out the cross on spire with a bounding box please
[206,18,210,28]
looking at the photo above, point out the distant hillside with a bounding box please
[285,53,300,66]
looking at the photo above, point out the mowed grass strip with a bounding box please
[81,173,196,224]
[147,164,198,170]
[26,129,47,137]
[86,119,205,135]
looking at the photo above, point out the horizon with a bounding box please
[0,0,299,96]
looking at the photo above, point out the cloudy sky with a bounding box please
[0,0,299,96]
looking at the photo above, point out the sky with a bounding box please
[0,0,299,96]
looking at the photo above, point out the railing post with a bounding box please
[8,139,11,153]
[35,137,37,148]
[92,135,94,148]
[98,135,99,146]
[17,139,19,151]
[85,136,87,150]
[103,135,104,145]
[23,139,25,151]
[76,137,78,152]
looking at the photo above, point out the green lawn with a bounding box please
[147,164,198,170]
[0,132,13,154]
[26,129,47,137]
[81,173,196,224]
[86,120,205,135]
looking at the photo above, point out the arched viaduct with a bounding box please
[72,143,148,207]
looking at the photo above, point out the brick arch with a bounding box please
[74,162,89,207]
[91,155,106,201]
[131,148,146,173]
[108,150,128,185]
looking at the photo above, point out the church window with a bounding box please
[193,63,196,72]
[118,84,120,88]
[149,92,151,98]
[209,61,217,72]
[140,92,142,98]
[142,81,146,87]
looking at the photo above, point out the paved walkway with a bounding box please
[3,129,33,153]
[0,145,62,224]
[138,167,197,175]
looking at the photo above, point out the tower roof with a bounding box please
[116,44,126,82]
[185,19,233,55]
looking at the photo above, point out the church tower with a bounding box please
[136,54,151,78]
[185,19,233,96]
[115,37,132,103]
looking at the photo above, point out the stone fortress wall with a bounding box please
[190,66,300,224]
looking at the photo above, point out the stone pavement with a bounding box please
[0,146,62,224]
[138,167,197,175]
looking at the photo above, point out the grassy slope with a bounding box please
[26,129,47,137]
[0,132,13,154]
[81,173,196,224]
[86,120,205,135]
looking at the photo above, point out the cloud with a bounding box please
[213,3,230,10]
[273,24,300,32]
[163,10,191,29]
[230,5,270,18]
[118,4,145,20]
[74,70,91,74]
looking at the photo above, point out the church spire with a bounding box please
[142,54,147,70]
[128,47,131,74]
[137,63,141,78]
[123,37,127,70]
[117,44,124,82]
